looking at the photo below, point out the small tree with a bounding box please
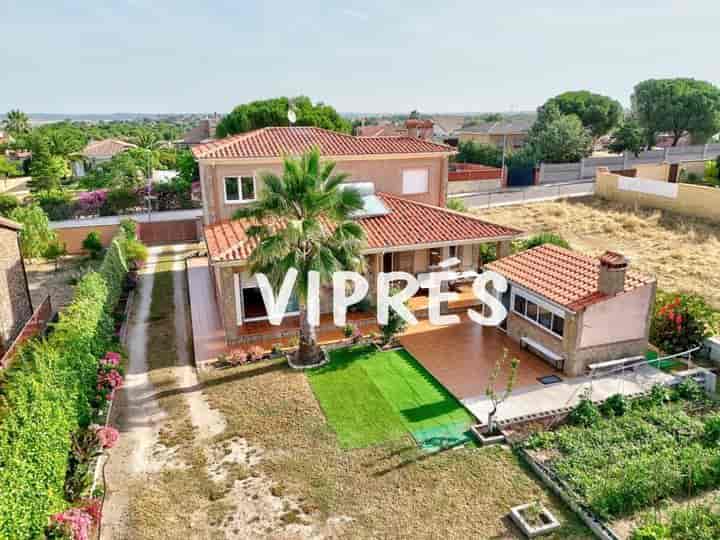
[119,218,137,240]
[8,204,56,260]
[609,119,646,157]
[485,349,519,433]
[379,287,409,346]
[519,233,570,251]
[650,294,714,354]
[44,240,67,272]
[446,198,467,212]
[82,231,104,259]
[530,114,592,163]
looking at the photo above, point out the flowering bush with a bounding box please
[76,190,108,217]
[50,508,93,540]
[97,368,124,401]
[650,294,713,354]
[101,351,121,367]
[95,426,119,449]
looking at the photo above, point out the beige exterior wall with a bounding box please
[0,227,32,354]
[200,154,449,224]
[55,224,120,255]
[596,168,720,223]
[634,162,670,181]
[457,132,527,149]
[578,284,654,349]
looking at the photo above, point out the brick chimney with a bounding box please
[405,118,433,140]
[598,251,629,296]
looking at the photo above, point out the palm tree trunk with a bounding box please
[296,306,323,366]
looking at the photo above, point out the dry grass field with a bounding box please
[477,197,720,309]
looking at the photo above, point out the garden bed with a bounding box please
[522,382,720,538]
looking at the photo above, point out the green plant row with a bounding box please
[525,384,720,520]
[0,234,130,539]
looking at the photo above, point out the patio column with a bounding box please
[219,266,239,342]
[496,240,512,260]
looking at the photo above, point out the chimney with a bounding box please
[598,251,629,296]
[405,118,420,138]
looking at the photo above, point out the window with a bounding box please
[526,301,538,321]
[224,176,256,203]
[448,245,464,260]
[512,290,565,338]
[402,169,429,194]
[538,307,552,330]
[429,248,442,267]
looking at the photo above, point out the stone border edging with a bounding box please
[519,449,620,540]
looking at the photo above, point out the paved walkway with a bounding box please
[463,363,674,426]
[187,257,227,368]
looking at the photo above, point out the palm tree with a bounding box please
[234,147,366,366]
[133,130,160,150]
[3,109,30,137]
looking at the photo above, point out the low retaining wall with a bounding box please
[447,178,502,194]
[596,168,720,223]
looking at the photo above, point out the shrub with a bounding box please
[676,378,704,401]
[600,393,628,417]
[35,189,76,221]
[569,391,601,426]
[9,203,57,259]
[703,414,720,446]
[631,504,720,540]
[44,240,67,271]
[650,293,716,354]
[82,231,104,259]
[119,218,137,240]
[379,287,408,345]
[446,198,467,212]
[0,193,19,217]
[105,187,140,214]
[342,323,354,338]
[122,238,148,265]
[0,235,128,538]
[519,232,570,251]
[76,190,107,217]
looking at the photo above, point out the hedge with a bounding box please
[0,235,129,539]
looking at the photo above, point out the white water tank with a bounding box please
[706,337,720,363]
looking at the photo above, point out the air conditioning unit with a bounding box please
[705,337,720,363]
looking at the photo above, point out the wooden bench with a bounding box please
[520,336,564,370]
[587,355,646,377]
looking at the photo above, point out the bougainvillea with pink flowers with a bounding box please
[96,368,124,401]
[101,351,121,367]
[95,425,120,449]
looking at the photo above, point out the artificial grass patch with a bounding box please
[307,345,473,449]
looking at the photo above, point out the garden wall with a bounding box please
[596,168,720,223]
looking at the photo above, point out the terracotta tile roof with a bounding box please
[191,127,455,160]
[204,192,522,263]
[486,244,654,311]
[83,139,136,159]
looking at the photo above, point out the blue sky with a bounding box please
[2,0,719,114]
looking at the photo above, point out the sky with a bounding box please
[2,0,720,115]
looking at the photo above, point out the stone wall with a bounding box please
[0,228,32,353]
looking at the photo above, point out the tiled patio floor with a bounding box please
[400,316,560,401]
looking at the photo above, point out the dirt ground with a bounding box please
[476,197,720,309]
[25,255,100,315]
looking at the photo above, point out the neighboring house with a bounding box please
[431,115,466,139]
[74,139,137,177]
[0,217,33,357]
[487,245,656,377]
[455,118,534,151]
[177,115,222,148]
[193,126,523,343]
[356,119,434,140]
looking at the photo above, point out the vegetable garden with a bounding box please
[524,382,720,527]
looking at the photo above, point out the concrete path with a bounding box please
[463,363,674,426]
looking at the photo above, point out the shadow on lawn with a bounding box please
[399,400,461,423]
[369,437,469,477]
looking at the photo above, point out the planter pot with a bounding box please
[470,424,506,446]
[510,503,561,538]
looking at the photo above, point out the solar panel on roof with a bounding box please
[340,182,391,218]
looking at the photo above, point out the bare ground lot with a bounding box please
[477,197,720,309]
[25,255,100,314]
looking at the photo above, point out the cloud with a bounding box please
[341,9,369,21]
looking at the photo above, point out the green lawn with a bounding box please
[307,345,473,449]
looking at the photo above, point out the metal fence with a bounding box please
[539,143,720,184]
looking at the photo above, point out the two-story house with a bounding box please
[192,127,523,343]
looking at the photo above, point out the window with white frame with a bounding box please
[224,176,256,203]
[402,169,429,194]
[512,290,565,338]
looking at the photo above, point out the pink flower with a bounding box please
[97,369,124,390]
[102,352,121,366]
[80,498,102,523]
[95,425,120,449]
[51,508,93,540]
